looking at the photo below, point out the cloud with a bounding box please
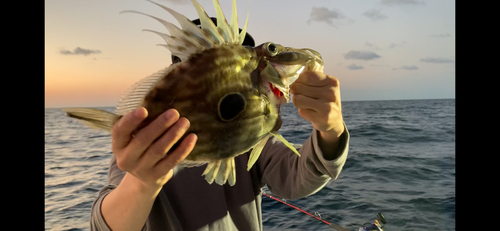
[370,64,390,67]
[60,47,102,56]
[431,33,451,38]
[402,65,418,70]
[381,0,425,6]
[363,9,388,21]
[388,41,406,49]
[347,64,364,70]
[419,57,454,63]
[306,7,346,27]
[393,65,418,70]
[344,50,381,60]
[364,42,379,50]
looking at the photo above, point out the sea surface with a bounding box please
[45,99,455,231]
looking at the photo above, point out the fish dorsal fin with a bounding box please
[239,9,249,45]
[191,0,224,45]
[146,0,215,47]
[121,0,248,61]
[115,63,181,116]
[212,0,234,43]
[230,0,240,43]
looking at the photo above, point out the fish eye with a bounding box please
[266,43,278,56]
[218,93,246,121]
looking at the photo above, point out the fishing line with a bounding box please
[262,192,337,228]
[262,192,387,231]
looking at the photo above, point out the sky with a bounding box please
[45,0,455,108]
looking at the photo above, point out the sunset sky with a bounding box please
[45,0,455,108]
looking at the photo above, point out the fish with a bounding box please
[62,0,324,186]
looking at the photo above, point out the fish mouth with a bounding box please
[269,82,286,104]
[262,63,305,106]
[255,45,323,106]
[262,51,315,104]
[263,78,288,106]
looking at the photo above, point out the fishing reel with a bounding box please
[358,213,387,231]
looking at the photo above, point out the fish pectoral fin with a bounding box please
[247,134,271,171]
[62,108,119,132]
[202,158,236,186]
[269,132,300,157]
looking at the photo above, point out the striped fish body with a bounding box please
[139,44,277,162]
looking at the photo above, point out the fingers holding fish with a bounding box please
[290,71,340,105]
[292,94,322,117]
[142,116,191,167]
[112,108,197,188]
[290,71,344,133]
[292,71,339,88]
[290,82,337,102]
[153,133,198,178]
[129,108,180,157]
[296,101,341,132]
[292,93,334,130]
[138,116,197,182]
[112,107,148,150]
[113,108,180,172]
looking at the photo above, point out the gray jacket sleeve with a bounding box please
[257,123,349,200]
[89,156,141,231]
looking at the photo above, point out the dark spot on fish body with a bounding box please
[218,93,246,121]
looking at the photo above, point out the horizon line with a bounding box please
[45,97,455,109]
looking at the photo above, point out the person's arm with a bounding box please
[290,71,345,160]
[90,160,159,231]
[256,71,348,199]
[99,173,161,231]
[257,124,349,199]
[89,107,197,231]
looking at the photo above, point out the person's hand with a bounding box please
[290,71,344,159]
[111,107,198,191]
[290,71,344,135]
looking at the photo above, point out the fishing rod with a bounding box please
[261,192,387,231]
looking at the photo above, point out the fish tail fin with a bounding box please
[202,158,236,186]
[62,108,119,132]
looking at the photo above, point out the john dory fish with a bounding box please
[63,0,324,186]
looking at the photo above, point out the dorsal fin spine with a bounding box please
[213,0,234,43]
[191,0,225,45]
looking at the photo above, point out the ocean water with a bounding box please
[45,99,455,231]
